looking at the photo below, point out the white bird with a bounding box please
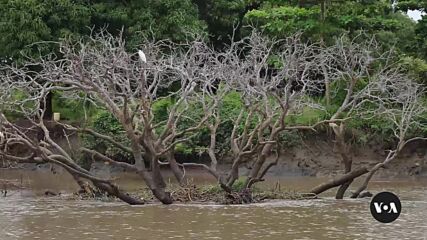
[138,50,147,63]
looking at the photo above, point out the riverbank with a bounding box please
[0,167,317,205]
[1,166,425,204]
[6,120,426,179]
[2,132,426,204]
[86,135,427,179]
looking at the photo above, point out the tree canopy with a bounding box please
[1,0,426,61]
[0,0,204,62]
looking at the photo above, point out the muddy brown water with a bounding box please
[0,169,426,240]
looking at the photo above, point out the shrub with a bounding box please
[82,110,132,162]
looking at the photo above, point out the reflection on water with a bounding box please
[0,170,427,240]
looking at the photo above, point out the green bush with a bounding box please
[2,89,33,120]
[82,110,132,162]
[346,115,396,145]
[52,91,98,122]
[401,56,427,85]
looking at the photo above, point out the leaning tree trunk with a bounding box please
[226,163,240,188]
[149,152,173,204]
[351,150,402,198]
[310,167,369,195]
[244,142,275,188]
[136,169,173,204]
[69,167,144,205]
[330,123,353,199]
[93,181,144,205]
[335,155,352,199]
[247,151,279,189]
[166,150,186,186]
[350,162,384,198]
[42,92,53,120]
[225,155,243,188]
[71,173,95,195]
[136,151,173,204]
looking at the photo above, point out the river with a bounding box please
[0,169,426,240]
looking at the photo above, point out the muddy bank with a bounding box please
[174,136,427,178]
[4,122,426,179]
[268,136,427,177]
[7,137,427,180]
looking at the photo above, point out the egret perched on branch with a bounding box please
[0,131,4,145]
[138,50,147,63]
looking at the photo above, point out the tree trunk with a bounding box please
[43,91,53,120]
[166,150,186,185]
[244,143,274,188]
[244,154,266,188]
[321,64,330,106]
[71,173,95,195]
[335,158,352,199]
[151,154,166,189]
[310,167,369,195]
[226,156,242,188]
[151,188,173,204]
[137,169,173,204]
[350,163,383,198]
[70,171,144,205]
[330,123,353,199]
[93,181,144,205]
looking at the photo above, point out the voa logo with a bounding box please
[373,202,398,214]
[370,192,401,223]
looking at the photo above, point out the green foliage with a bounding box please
[165,91,247,156]
[414,16,427,60]
[346,115,396,146]
[152,97,175,124]
[241,0,421,57]
[1,89,31,120]
[91,0,206,48]
[327,1,393,30]
[327,77,370,109]
[0,0,91,62]
[401,56,427,84]
[278,130,302,148]
[51,92,98,122]
[200,184,223,194]
[174,143,195,155]
[231,178,250,192]
[192,0,255,46]
[82,110,132,162]
[0,0,205,62]
[396,0,427,12]
[245,6,320,37]
[286,107,328,126]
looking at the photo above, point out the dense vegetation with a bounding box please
[0,0,426,204]
[3,0,425,152]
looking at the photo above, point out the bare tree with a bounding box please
[175,30,348,197]
[0,94,144,204]
[350,71,426,198]
[230,32,322,190]
[0,30,220,204]
[2,28,420,205]
[310,64,426,198]
[145,30,342,198]
[311,34,394,199]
